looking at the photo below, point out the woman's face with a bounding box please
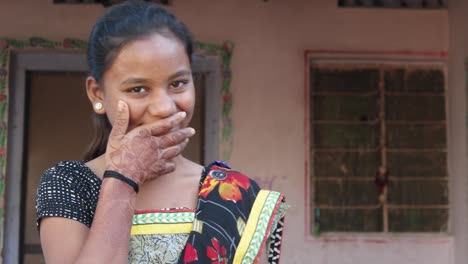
[90,33,195,132]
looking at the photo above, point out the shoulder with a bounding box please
[37,160,102,207]
[38,160,101,191]
[36,161,101,227]
[42,160,94,178]
[199,161,260,202]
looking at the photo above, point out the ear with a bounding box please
[86,76,105,114]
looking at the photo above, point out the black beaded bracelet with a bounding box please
[103,170,139,193]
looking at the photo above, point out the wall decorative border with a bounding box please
[0,37,234,254]
[465,58,468,154]
[195,41,234,161]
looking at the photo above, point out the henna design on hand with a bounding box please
[104,101,195,184]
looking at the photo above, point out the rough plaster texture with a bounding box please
[0,0,457,263]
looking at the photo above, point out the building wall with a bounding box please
[447,0,468,263]
[0,0,453,263]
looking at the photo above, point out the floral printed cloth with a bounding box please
[130,233,189,263]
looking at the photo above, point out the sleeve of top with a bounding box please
[35,165,95,229]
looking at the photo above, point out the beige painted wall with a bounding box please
[0,0,453,263]
[448,0,468,264]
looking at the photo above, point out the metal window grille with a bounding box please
[310,62,448,233]
[53,0,171,6]
[338,0,447,9]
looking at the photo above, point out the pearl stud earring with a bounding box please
[95,102,103,110]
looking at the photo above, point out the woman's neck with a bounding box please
[85,154,196,180]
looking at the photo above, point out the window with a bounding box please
[309,61,448,233]
[53,0,171,7]
[337,0,447,9]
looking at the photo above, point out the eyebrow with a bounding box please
[121,77,151,85]
[168,69,192,80]
[120,70,192,85]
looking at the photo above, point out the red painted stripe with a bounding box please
[305,236,452,245]
[304,50,311,241]
[134,208,196,214]
[305,49,448,58]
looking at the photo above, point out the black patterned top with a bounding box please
[36,160,101,228]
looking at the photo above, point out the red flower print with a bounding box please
[63,39,72,48]
[223,42,233,54]
[206,238,227,264]
[222,94,231,103]
[0,40,8,49]
[183,243,198,263]
[200,169,251,202]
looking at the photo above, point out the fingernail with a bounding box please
[117,101,124,112]
[189,128,196,135]
[180,112,187,118]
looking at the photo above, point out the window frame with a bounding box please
[304,50,450,239]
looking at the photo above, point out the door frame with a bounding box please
[5,50,88,263]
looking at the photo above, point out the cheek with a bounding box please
[102,94,144,130]
[103,97,118,127]
[177,90,196,126]
[126,102,148,130]
[101,85,121,126]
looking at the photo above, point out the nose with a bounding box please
[147,89,177,119]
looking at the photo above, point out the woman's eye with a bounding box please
[129,87,147,93]
[170,80,188,89]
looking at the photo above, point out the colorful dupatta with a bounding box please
[179,161,286,264]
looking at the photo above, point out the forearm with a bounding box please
[75,178,136,264]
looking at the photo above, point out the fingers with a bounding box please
[145,160,176,182]
[160,138,190,160]
[109,101,129,141]
[158,128,195,149]
[147,112,187,136]
[159,161,176,175]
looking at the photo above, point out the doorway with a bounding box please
[22,71,92,263]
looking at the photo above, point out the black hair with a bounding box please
[84,0,194,161]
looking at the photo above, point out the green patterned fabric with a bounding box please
[241,192,281,264]
[133,211,195,225]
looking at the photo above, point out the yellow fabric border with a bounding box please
[131,223,193,235]
[233,190,270,264]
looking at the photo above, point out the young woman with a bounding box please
[36,1,287,263]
